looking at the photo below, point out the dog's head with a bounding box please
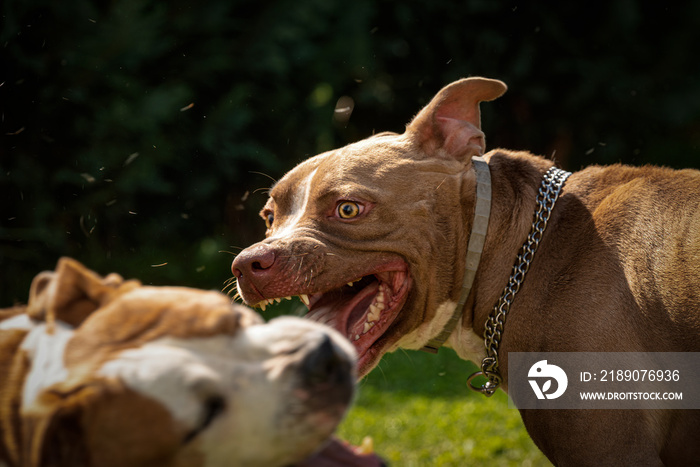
[232,77,506,376]
[1,258,356,467]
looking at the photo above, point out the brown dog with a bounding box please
[232,77,700,465]
[0,258,364,467]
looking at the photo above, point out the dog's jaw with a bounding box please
[234,244,413,376]
[304,264,412,375]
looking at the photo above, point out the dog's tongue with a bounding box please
[305,282,379,341]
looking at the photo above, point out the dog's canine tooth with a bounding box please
[299,294,310,306]
[259,301,267,312]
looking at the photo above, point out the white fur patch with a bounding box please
[268,168,319,240]
[0,314,35,331]
[98,337,229,429]
[21,321,75,408]
[445,321,486,363]
[391,301,458,351]
[388,300,486,363]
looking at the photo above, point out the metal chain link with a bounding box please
[467,166,571,396]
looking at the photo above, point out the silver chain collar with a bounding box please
[467,166,571,396]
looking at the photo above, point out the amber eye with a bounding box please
[264,212,274,229]
[337,201,360,219]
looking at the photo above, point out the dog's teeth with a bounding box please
[348,282,355,287]
[260,301,267,312]
[363,322,375,333]
[274,297,281,304]
[368,304,380,322]
[376,286,386,304]
[354,334,360,341]
[300,294,310,306]
[285,296,292,301]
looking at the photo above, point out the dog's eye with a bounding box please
[264,212,274,229]
[183,395,227,444]
[337,201,361,219]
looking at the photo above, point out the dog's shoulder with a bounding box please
[568,163,699,213]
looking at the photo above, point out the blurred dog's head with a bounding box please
[0,258,356,467]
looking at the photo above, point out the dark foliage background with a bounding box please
[2,0,699,305]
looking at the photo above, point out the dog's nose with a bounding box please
[301,335,352,387]
[231,244,276,280]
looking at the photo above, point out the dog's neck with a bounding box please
[421,155,492,353]
[452,150,556,350]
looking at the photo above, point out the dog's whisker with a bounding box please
[249,171,278,185]
[222,277,240,296]
[435,177,447,191]
[223,276,236,286]
[278,252,311,259]
[306,268,315,289]
[253,187,271,195]
[219,249,241,257]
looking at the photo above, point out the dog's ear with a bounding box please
[25,381,188,467]
[406,77,507,160]
[26,258,140,329]
[21,384,95,467]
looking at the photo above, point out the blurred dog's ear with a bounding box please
[406,77,507,161]
[27,258,140,329]
[21,384,96,467]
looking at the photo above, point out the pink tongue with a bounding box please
[306,282,379,338]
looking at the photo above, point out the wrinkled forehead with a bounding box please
[268,132,412,200]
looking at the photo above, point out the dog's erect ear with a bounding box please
[27,258,140,329]
[406,77,507,160]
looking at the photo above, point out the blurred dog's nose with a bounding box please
[301,335,352,387]
[231,244,277,280]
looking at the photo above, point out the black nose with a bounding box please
[301,335,352,387]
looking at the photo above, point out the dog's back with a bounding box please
[563,162,700,349]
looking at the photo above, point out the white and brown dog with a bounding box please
[0,258,362,467]
[232,78,700,465]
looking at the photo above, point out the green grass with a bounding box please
[337,349,552,467]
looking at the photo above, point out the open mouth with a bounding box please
[253,262,411,373]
